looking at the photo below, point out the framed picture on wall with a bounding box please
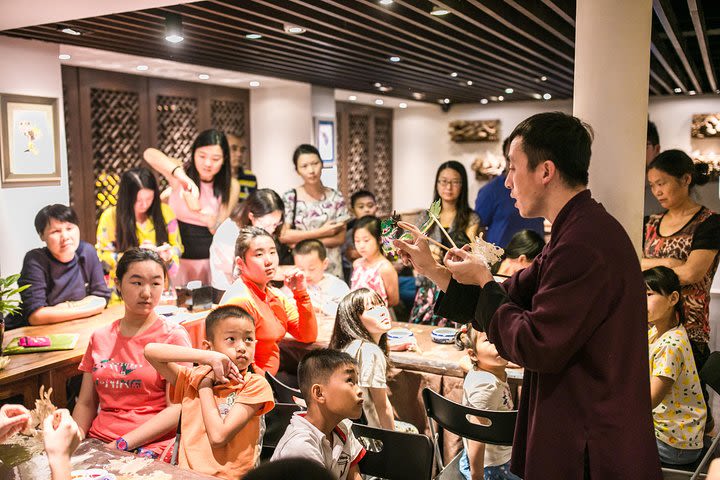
[315,117,335,168]
[0,94,61,186]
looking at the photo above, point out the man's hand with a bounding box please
[393,222,438,275]
[43,409,81,458]
[444,247,494,287]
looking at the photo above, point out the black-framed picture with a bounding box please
[315,117,335,168]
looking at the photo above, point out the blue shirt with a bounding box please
[8,241,110,329]
[474,174,545,248]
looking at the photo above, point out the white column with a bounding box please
[573,0,653,252]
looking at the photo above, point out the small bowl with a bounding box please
[387,328,414,340]
[431,327,457,344]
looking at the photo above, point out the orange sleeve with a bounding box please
[170,365,191,404]
[235,374,275,416]
[282,289,318,343]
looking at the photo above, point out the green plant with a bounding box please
[0,274,29,317]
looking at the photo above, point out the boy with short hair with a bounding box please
[9,204,110,329]
[343,191,378,282]
[292,239,349,316]
[145,305,274,479]
[271,348,366,480]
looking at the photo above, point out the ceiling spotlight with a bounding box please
[374,82,382,87]
[165,14,184,43]
[375,99,384,105]
[245,33,262,39]
[249,81,260,87]
[443,98,450,104]
[399,102,408,108]
[136,65,149,71]
[532,93,542,100]
[543,93,552,100]
[284,24,306,34]
[58,54,71,60]
[59,26,82,36]
[349,95,357,101]
[379,0,394,4]
[198,73,210,80]
[505,88,514,94]
[379,86,393,93]
[540,76,547,81]
[466,80,473,86]
[389,56,401,62]
[689,90,696,95]
[498,96,504,101]
[450,72,458,78]
[412,92,425,100]
[431,5,450,16]
[674,87,682,93]
[480,98,489,104]
[716,89,720,94]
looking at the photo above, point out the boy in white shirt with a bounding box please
[289,240,349,316]
[271,349,365,480]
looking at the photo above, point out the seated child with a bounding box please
[645,266,706,465]
[288,239,349,316]
[455,324,520,480]
[145,305,275,479]
[342,190,377,283]
[271,348,365,480]
[9,204,111,329]
[351,216,399,307]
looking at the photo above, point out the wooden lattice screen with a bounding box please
[336,102,393,215]
[211,99,245,137]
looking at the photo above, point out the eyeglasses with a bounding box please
[437,179,462,187]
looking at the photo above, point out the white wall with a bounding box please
[249,83,313,197]
[0,36,69,277]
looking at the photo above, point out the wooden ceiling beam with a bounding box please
[539,0,575,27]
[687,0,717,91]
[503,0,575,47]
[652,0,703,92]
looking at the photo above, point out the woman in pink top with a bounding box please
[144,129,240,286]
[73,248,191,459]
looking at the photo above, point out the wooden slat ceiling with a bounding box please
[2,0,719,104]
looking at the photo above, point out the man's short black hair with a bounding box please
[507,112,594,188]
[205,305,254,342]
[293,239,327,261]
[298,348,357,401]
[350,190,376,208]
[34,204,79,236]
[647,121,660,147]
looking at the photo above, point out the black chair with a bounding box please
[351,422,434,480]
[662,351,720,480]
[261,402,304,461]
[265,371,304,405]
[421,387,517,475]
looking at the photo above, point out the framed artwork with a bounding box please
[315,117,335,168]
[0,94,61,186]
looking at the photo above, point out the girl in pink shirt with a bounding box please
[73,248,191,459]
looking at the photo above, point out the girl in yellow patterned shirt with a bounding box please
[646,266,706,465]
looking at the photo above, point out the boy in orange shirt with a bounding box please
[145,305,275,479]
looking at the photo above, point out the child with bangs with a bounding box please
[145,305,275,479]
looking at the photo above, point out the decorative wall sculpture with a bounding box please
[691,113,720,138]
[448,120,500,142]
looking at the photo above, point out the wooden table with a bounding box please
[0,305,211,409]
[0,438,215,479]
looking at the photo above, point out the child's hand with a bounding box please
[284,268,308,292]
[206,352,240,384]
[43,409,81,458]
[0,404,31,442]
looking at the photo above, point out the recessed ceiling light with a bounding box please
[245,33,262,40]
[284,24,306,34]
[689,90,696,95]
[399,102,408,109]
[375,99,384,105]
[674,87,682,93]
[480,98,489,104]
[543,93,552,100]
[380,0,394,4]
[378,86,393,92]
[374,82,382,87]
[60,27,81,36]
[443,98,450,104]
[249,81,260,87]
[348,95,357,101]
[389,56,401,62]
[532,93,542,100]
[412,92,425,100]
[165,13,184,43]
[431,5,450,16]
[505,88,514,94]
[498,96,504,101]
[198,74,210,80]
[540,76,548,81]
[450,72,458,78]
[466,80,473,86]
[136,65,149,71]
[58,54,71,60]
[716,89,720,94]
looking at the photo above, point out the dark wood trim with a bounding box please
[686,0,717,92]
[653,0,703,92]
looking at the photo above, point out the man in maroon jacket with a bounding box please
[396,112,661,479]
